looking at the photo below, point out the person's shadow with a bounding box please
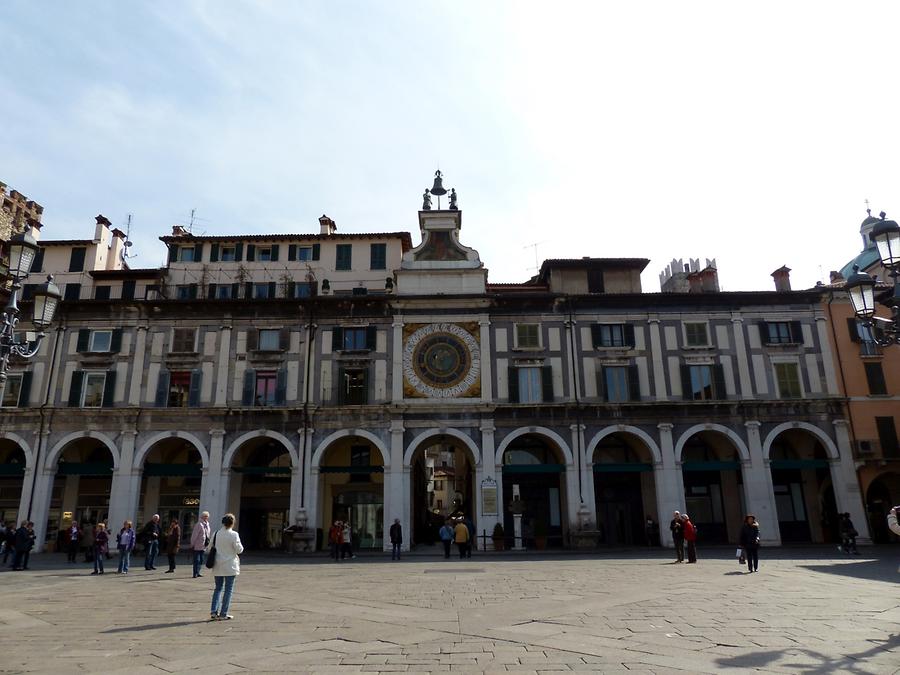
[102,620,207,633]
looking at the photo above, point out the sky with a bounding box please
[3,1,900,291]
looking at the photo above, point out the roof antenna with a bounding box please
[121,214,135,261]
[865,198,871,217]
[523,240,547,274]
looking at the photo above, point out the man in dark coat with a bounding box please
[142,514,162,570]
[669,511,684,563]
[389,518,402,561]
[11,520,32,571]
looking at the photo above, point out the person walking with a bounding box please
[670,511,684,563]
[739,514,760,573]
[341,521,355,560]
[191,512,211,578]
[454,519,470,559]
[439,519,454,559]
[164,518,181,573]
[207,513,244,621]
[328,521,343,561]
[66,521,81,564]
[839,513,860,554]
[142,514,162,570]
[682,514,697,563]
[116,520,135,574]
[11,520,30,571]
[92,523,109,574]
[389,518,402,561]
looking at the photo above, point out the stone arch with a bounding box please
[223,430,298,470]
[586,426,663,466]
[404,428,481,467]
[674,424,750,463]
[0,431,35,469]
[311,429,390,469]
[494,426,574,466]
[762,422,840,461]
[134,431,210,471]
[45,431,120,471]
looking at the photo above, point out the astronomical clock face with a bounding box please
[403,323,481,398]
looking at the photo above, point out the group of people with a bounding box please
[327,520,356,560]
[668,510,762,572]
[0,520,36,571]
[438,516,474,559]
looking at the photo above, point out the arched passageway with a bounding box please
[49,438,115,549]
[680,432,744,544]
[593,433,658,546]
[768,430,834,543]
[138,438,204,546]
[0,441,27,525]
[229,438,292,550]
[866,472,900,544]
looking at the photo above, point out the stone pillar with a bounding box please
[743,421,781,546]
[290,426,314,526]
[577,424,596,527]
[479,316,493,402]
[28,464,55,552]
[654,423,685,547]
[128,326,148,405]
[477,422,500,549]
[815,314,840,395]
[308,466,320,541]
[108,430,138,532]
[202,429,226,519]
[832,419,871,544]
[386,420,405,552]
[647,317,667,400]
[18,429,43,531]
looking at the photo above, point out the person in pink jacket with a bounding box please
[191,511,211,578]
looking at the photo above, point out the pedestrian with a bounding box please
[839,513,860,554]
[81,523,94,563]
[11,520,30,570]
[116,520,135,574]
[645,516,656,547]
[439,519,454,559]
[670,511,684,563]
[682,514,697,563]
[21,522,36,570]
[142,514,162,570]
[164,517,181,573]
[341,521,355,559]
[463,515,475,557]
[454,518,470,559]
[191,511,211,578]
[3,523,16,565]
[328,521,343,561]
[207,513,244,621]
[92,523,109,574]
[888,506,900,537]
[66,521,81,563]
[739,514,760,573]
[389,518,402,561]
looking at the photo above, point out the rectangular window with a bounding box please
[515,323,541,349]
[687,365,714,400]
[122,280,136,300]
[220,246,236,262]
[64,283,81,301]
[297,246,313,261]
[517,367,543,404]
[175,285,195,300]
[604,366,630,402]
[293,282,315,298]
[171,328,196,353]
[341,369,368,405]
[774,362,802,398]
[336,244,352,271]
[343,327,368,350]
[254,370,278,407]
[167,371,191,408]
[215,285,233,299]
[253,282,270,299]
[684,322,710,347]
[178,247,195,262]
[864,362,888,396]
[68,247,86,272]
[257,246,273,262]
[94,286,111,300]
[597,324,625,348]
[258,329,281,351]
[0,374,23,407]
[82,373,106,408]
[89,330,113,353]
[765,321,793,344]
[876,417,899,458]
[587,269,604,293]
[370,243,387,270]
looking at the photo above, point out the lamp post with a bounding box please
[0,228,61,385]
[846,212,900,347]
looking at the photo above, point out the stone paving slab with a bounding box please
[1,548,899,673]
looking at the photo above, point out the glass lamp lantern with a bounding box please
[870,217,900,269]
[7,228,39,280]
[31,276,61,330]
[846,265,876,319]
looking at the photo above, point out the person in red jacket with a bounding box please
[681,514,697,563]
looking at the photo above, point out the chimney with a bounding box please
[94,214,112,241]
[319,214,337,236]
[829,270,844,284]
[700,265,719,293]
[687,270,703,293]
[771,265,791,292]
[171,225,188,237]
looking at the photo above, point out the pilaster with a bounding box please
[388,418,406,551]
[654,423,684,547]
[831,419,871,543]
[742,421,781,545]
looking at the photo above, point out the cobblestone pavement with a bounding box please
[2,548,899,674]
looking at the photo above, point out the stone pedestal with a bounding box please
[512,513,525,551]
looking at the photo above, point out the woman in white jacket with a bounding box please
[206,513,244,621]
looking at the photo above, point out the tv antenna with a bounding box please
[175,208,210,234]
[121,214,136,261]
[523,240,548,273]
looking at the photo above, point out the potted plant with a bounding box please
[533,519,548,550]
[492,522,505,551]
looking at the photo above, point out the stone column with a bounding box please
[479,316,493,402]
[742,421,781,546]
[647,317,667,400]
[478,422,500,549]
[290,426,314,525]
[108,430,139,531]
[387,419,405,552]
[576,424,596,525]
[563,424,585,534]
[654,423,684,547]
[28,460,55,552]
[831,419,871,544]
[202,429,226,519]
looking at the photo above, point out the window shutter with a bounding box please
[288,244,297,261]
[18,371,33,407]
[207,283,217,299]
[790,321,803,345]
[30,248,44,273]
[275,368,287,405]
[279,327,291,351]
[168,245,178,263]
[68,371,84,407]
[188,369,202,407]
[758,321,770,345]
[597,367,606,401]
[590,324,602,349]
[195,243,205,262]
[271,244,279,262]
[246,244,256,262]
[209,243,219,263]
[624,324,636,349]
[234,242,244,262]
[713,363,727,400]
[102,370,116,407]
[366,326,377,351]
[110,329,123,353]
[847,317,861,342]
[508,366,519,403]
[186,284,197,299]
[122,279,136,300]
[231,283,240,299]
[541,364,554,402]
[244,282,253,299]
[69,247,86,272]
[337,366,347,405]
[246,329,258,351]
[311,243,320,260]
[241,369,255,406]
[628,364,641,401]
[76,329,90,353]
[332,328,343,352]
[680,364,693,400]
[154,370,170,407]
[267,281,276,298]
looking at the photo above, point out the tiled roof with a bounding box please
[159,231,414,251]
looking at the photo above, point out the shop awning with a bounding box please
[593,462,653,473]
[501,464,565,474]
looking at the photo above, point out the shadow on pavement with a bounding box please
[102,620,208,633]
[799,559,900,584]
[715,633,900,674]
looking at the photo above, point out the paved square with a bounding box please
[2,549,899,674]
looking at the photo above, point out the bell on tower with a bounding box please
[430,170,448,198]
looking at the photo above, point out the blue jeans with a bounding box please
[93,547,105,573]
[210,576,236,616]
[192,550,205,577]
[144,540,159,569]
[391,543,401,560]
[117,547,131,573]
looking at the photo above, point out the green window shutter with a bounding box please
[195,243,205,262]
[541,365,554,402]
[76,329,90,353]
[188,369,202,407]
[231,283,240,298]
[758,321,770,345]
[68,371,84,407]
[30,248,44,273]
[332,327,343,352]
[18,371,33,408]
[241,369,255,406]
[628,364,641,401]
[508,366,519,403]
[122,279,136,300]
[847,318,861,342]
[271,244,279,262]
[275,368,287,405]
[110,329,123,353]
[311,243,320,260]
[624,324,636,348]
[234,242,244,262]
[288,244,297,261]
[790,321,803,345]
[168,245,178,263]
[246,244,256,262]
[590,325,602,349]
[207,283,217,299]
[102,370,117,407]
[244,282,253,299]
[681,364,693,400]
[209,243,219,262]
[597,367,606,401]
[366,326,377,351]
[713,364,727,400]
[279,328,291,351]
[155,370,170,407]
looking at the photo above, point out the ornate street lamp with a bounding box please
[0,228,61,385]
[848,213,900,346]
